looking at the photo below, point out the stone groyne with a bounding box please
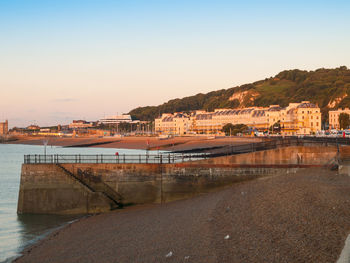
[17,145,344,215]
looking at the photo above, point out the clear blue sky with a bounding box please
[1,0,349,127]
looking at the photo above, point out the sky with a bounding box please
[1,0,350,127]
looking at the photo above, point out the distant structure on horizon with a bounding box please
[0,120,8,136]
[155,101,321,136]
[26,124,40,130]
[98,114,139,125]
[69,120,95,129]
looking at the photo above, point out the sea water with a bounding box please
[0,144,152,263]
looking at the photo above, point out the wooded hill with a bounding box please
[129,66,350,123]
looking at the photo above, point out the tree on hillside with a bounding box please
[129,67,350,121]
[222,123,248,136]
[339,113,350,129]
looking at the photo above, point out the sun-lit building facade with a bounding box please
[0,120,8,136]
[329,108,350,129]
[155,113,191,135]
[69,120,95,129]
[98,114,136,124]
[155,101,321,135]
[279,102,321,135]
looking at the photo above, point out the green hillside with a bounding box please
[129,66,350,123]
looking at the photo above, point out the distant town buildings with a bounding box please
[26,125,40,130]
[2,114,142,138]
[155,113,192,135]
[155,101,322,135]
[0,120,8,136]
[98,114,138,125]
[69,120,95,129]
[329,108,350,129]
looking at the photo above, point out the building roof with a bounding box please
[267,106,282,111]
[196,114,213,120]
[162,116,174,122]
[252,110,266,117]
[296,102,318,108]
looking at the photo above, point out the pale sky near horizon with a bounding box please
[1,0,350,127]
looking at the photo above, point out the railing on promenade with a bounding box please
[212,137,302,156]
[298,136,350,145]
[23,137,350,164]
[24,153,210,164]
[209,136,350,156]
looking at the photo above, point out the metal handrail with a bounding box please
[24,153,209,164]
[207,136,350,156]
[23,137,350,164]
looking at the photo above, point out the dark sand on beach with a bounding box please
[16,168,350,263]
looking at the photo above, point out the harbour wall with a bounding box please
[18,145,345,215]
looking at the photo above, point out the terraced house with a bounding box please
[155,101,321,136]
[0,120,8,136]
[328,108,350,129]
[155,113,191,135]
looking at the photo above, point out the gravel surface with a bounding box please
[16,168,350,263]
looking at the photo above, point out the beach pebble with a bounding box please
[165,251,173,258]
[224,235,230,240]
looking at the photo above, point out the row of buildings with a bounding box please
[4,106,350,138]
[22,115,138,131]
[155,101,322,135]
[11,114,143,137]
[68,115,138,129]
[329,108,350,129]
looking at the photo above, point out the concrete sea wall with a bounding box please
[18,145,344,215]
[201,145,339,165]
[17,164,112,214]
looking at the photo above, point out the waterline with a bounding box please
[0,144,154,262]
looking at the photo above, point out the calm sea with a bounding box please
[0,144,151,263]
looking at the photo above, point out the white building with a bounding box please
[98,114,137,124]
[155,113,191,135]
[69,120,95,129]
[155,101,321,136]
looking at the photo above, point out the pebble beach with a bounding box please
[15,168,350,263]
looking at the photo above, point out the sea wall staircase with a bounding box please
[56,163,123,209]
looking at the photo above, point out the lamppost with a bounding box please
[43,139,48,158]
